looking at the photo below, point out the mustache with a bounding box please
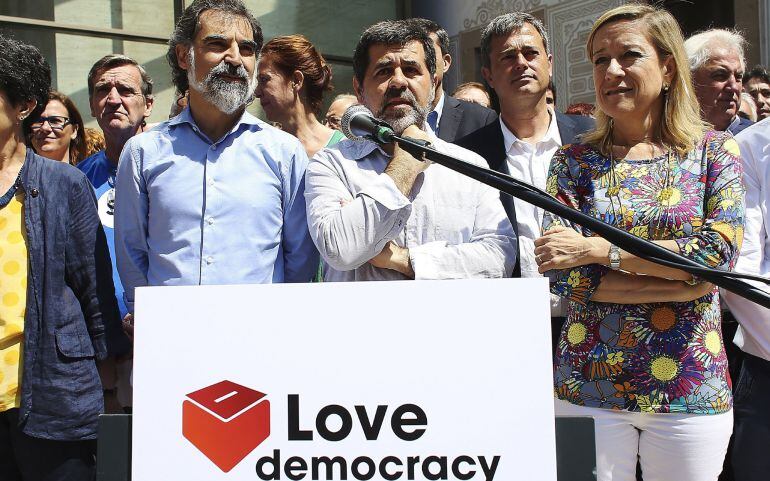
[208,61,249,81]
[377,89,419,115]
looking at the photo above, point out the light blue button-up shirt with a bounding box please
[114,108,318,311]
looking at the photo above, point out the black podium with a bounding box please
[96,414,596,481]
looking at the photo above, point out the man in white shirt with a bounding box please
[721,117,770,481]
[305,20,516,281]
[456,12,593,347]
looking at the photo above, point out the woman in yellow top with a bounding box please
[0,35,125,480]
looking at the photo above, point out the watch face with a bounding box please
[609,247,620,268]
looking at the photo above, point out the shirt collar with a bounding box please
[728,115,741,132]
[338,127,439,161]
[433,90,446,121]
[500,111,562,153]
[168,106,263,141]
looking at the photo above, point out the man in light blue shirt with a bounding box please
[114,0,318,313]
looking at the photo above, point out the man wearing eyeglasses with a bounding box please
[323,93,357,131]
[77,54,155,413]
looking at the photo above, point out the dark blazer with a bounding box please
[455,113,595,276]
[727,116,753,136]
[436,94,498,143]
[18,150,127,440]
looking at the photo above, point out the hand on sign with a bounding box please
[368,241,414,278]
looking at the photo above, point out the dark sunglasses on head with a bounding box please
[30,115,72,131]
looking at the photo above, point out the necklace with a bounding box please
[653,150,676,237]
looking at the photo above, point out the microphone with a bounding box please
[341,105,396,144]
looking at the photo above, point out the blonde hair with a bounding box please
[83,127,105,158]
[582,4,707,156]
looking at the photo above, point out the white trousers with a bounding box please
[555,399,733,481]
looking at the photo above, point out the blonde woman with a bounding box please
[534,5,744,480]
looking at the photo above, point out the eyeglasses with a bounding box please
[30,115,72,131]
[324,115,341,126]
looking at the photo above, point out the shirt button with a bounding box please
[207,217,214,225]
[206,256,213,265]
[207,177,214,186]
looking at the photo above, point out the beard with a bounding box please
[187,49,257,114]
[374,87,434,135]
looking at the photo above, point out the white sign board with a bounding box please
[132,279,556,481]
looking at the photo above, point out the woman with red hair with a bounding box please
[256,35,344,158]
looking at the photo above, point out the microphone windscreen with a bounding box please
[341,104,375,141]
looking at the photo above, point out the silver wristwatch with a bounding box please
[608,244,621,270]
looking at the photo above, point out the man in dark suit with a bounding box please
[455,12,593,350]
[411,18,497,142]
[685,29,753,135]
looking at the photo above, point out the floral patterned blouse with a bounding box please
[544,130,744,414]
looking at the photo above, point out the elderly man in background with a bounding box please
[77,54,155,412]
[744,65,770,121]
[115,0,318,311]
[323,93,357,131]
[305,20,516,281]
[685,29,753,135]
[452,81,492,108]
[79,54,154,323]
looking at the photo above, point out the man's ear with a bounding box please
[143,95,155,118]
[443,53,452,74]
[176,44,191,71]
[481,66,494,90]
[353,76,364,103]
[547,53,553,79]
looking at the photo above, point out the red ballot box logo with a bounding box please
[183,380,271,472]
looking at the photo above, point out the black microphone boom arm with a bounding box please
[394,134,770,309]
